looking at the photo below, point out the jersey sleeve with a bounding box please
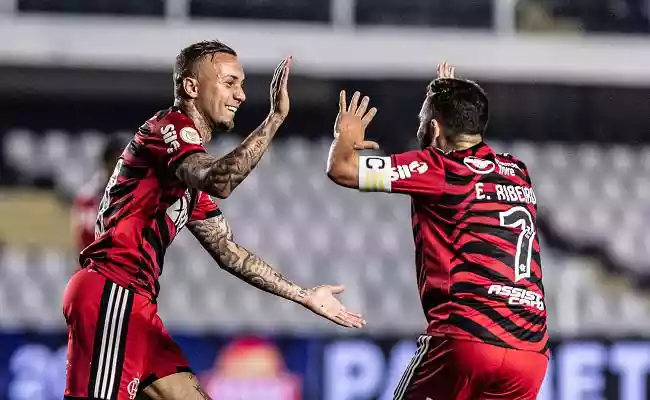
[358,149,445,196]
[189,191,223,222]
[144,114,207,173]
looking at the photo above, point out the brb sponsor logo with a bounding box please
[390,161,428,181]
[361,156,429,191]
[363,156,429,181]
[488,284,545,311]
[463,156,495,175]
[162,124,180,154]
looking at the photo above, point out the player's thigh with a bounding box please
[140,372,211,400]
[394,337,504,400]
[138,313,197,399]
[479,348,548,400]
[63,269,153,400]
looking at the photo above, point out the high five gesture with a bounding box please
[269,56,292,120]
[334,90,379,151]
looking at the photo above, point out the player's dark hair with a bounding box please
[173,40,238,99]
[426,78,489,137]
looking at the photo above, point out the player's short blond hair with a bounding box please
[173,40,237,99]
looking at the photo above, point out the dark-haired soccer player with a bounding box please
[326,63,548,400]
[63,40,365,400]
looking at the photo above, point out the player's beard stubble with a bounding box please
[216,117,235,133]
[418,130,434,150]
[199,111,235,144]
[419,135,432,149]
[208,117,235,142]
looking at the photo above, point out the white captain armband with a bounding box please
[358,156,392,192]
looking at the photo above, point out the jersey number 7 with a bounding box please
[499,206,536,282]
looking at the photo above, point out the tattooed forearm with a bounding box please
[187,215,309,304]
[175,115,284,198]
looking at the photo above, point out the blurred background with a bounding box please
[1,0,650,399]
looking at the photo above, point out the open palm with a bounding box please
[269,56,292,119]
[304,285,365,328]
[334,90,380,151]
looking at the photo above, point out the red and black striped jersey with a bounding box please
[358,142,548,357]
[80,107,221,300]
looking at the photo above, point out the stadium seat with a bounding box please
[2,130,650,335]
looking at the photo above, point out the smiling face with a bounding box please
[193,52,246,134]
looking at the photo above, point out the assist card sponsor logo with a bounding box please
[488,284,544,311]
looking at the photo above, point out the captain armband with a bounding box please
[358,156,392,192]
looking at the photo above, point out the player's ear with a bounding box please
[182,77,199,99]
[430,119,441,140]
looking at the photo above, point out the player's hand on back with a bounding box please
[437,61,455,79]
[335,90,380,151]
[303,284,366,328]
[269,56,292,120]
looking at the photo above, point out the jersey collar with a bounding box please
[450,141,490,157]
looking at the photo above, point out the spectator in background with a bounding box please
[70,135,126,254]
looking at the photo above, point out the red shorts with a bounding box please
[62,268,191,400]
[394,336,548,400]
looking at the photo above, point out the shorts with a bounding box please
[393,335,548,400]
[62,268,191,400]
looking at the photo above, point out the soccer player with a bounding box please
[63,40,365,400]
[326,63,548,399]
[71,135,126,253]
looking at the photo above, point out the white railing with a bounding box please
[1,0,520,33]
[2,0,650,86]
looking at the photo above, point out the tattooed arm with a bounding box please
[175,115,283,199]
[186,215,366,328]
[187,214,308,303]
[175,57,292,199]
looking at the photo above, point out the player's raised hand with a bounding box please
[269,56,292,120]
[335,90,380,151]
[303,285,366,328]
[437,61,455,79]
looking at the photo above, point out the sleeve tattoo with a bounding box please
[186,215,309,304]
[175,116,283,198]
